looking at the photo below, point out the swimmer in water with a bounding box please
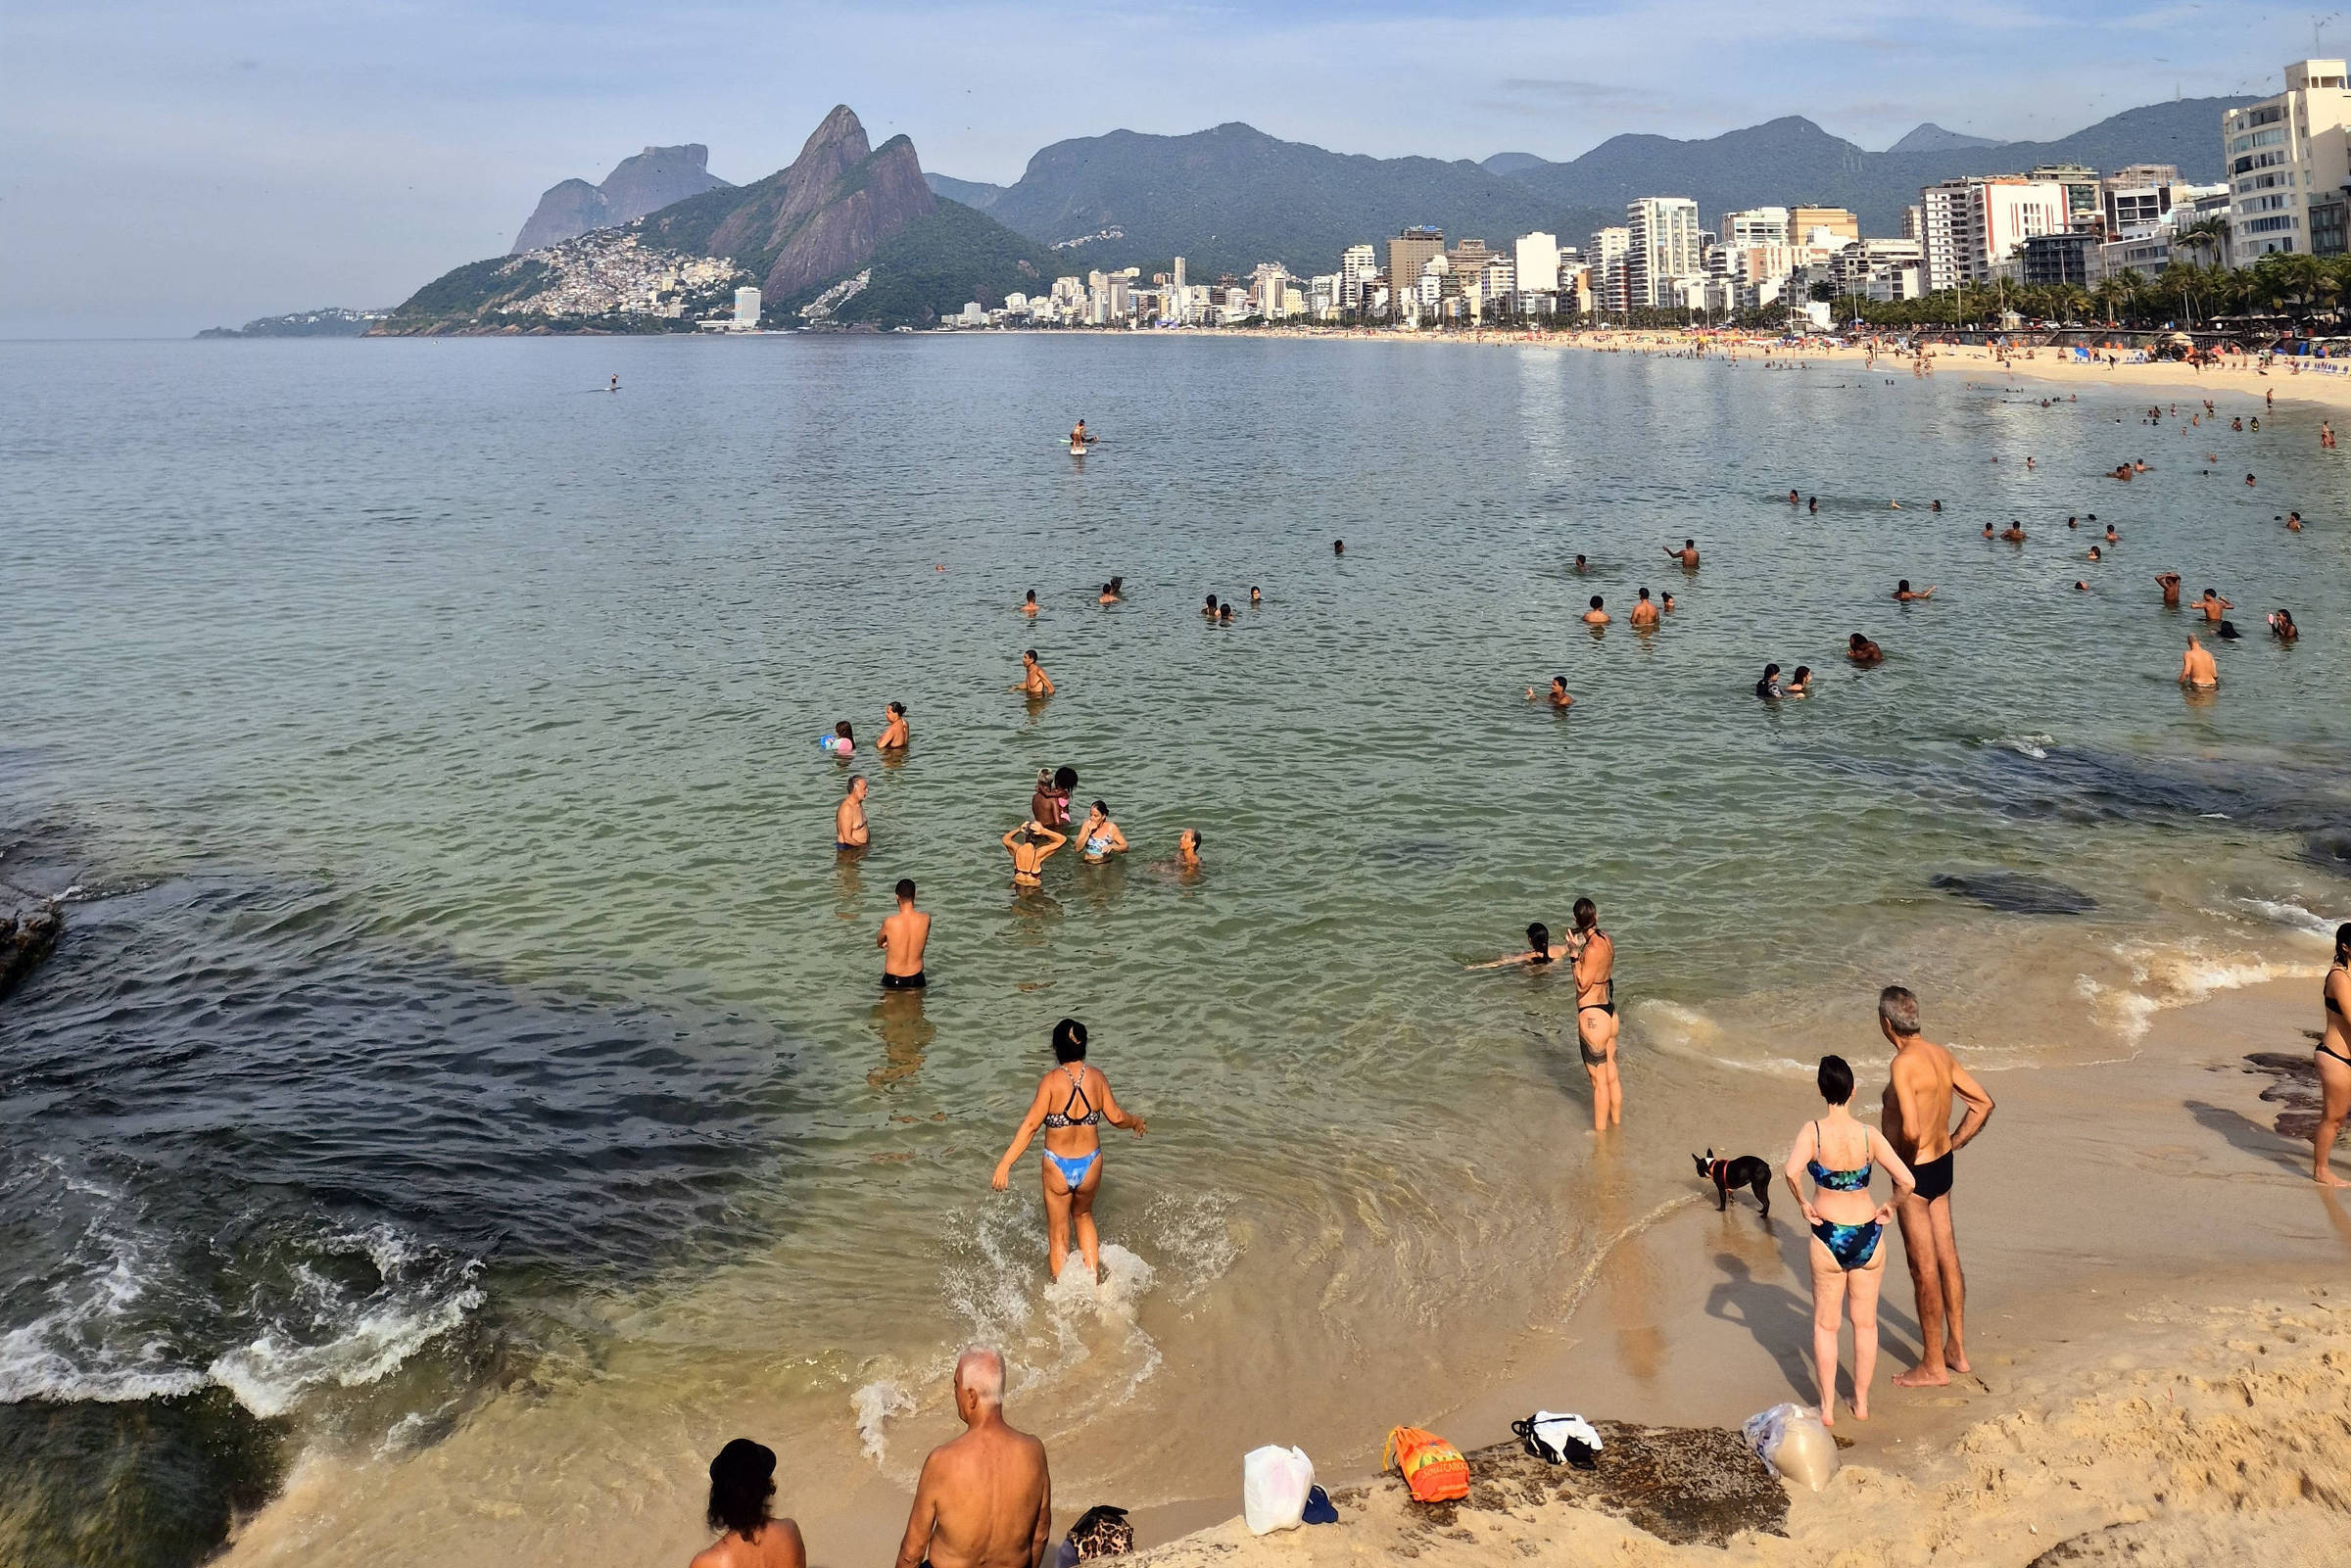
[1573,554,1588,573]
[1665,538,1701,569]
[2104,523,2120,544]
[1218,601,1234,623]
[2194,588,2231,624]
[609,374,618,393]
[1784,665,1812,697]
[2155,571,2182,607]
[1249,586,1262,604]
[1001,820,1066,887]
[1847,633,1884,666]
[1173,828,1202,871]
[1021,590,1038,617]
[2270,608,2299,642]
[1982,522,1995,540]
[827,721,855,758]
[2087,545,2102,562]
[2179,634,2218,689]
[1788,489,1800,504]
[1525,676,1573,707]
[1930,500,1942,512]
[2286,511,2303,532]
[1630,588,1659,629]
[1468,920,1576,970]
[1099,577,1124,604]
[2246,473,2257,487]
[836,777,869,852]
[1808,497,1818,513]
[1018,649,1055,697]
[2074,580,2090,593]
[1332,539,1345,555]
[2000,522,2026,543]
[878,879,930,991]
[1660,592,1676,613]
[1073,800,1128,863]
[1755,663,1783,699]
[1202,594,1220,619]
[1582,594,1610,627]
[878,702,909,750]
[1894,580,1935,602]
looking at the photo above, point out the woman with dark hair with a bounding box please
[2316,924,2351,1187]
[1782,1056,1914,1426]
[991,1018,1146,1282]
[1074,800,1128,864]
[690,1438,804,1568]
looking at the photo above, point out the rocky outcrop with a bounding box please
[701,107,936,302]
[1,903,62,1001]
[511,144,731,253]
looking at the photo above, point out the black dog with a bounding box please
[1693,1149,1772,1215]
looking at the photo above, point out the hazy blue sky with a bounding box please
[0,0,2327,335]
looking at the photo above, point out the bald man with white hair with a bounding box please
[893,1349,1051,1568]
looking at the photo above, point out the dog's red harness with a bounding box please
[1708,1159,1728,1184]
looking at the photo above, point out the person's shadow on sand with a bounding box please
[2186,1100,2313,1177]
[1704,1231,1933,1402]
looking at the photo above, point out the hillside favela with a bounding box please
[6,9,2351,1568]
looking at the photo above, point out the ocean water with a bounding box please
[2,335,2347,1564]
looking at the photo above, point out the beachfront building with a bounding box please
[1339,244,1377,311]
[1513,231,1559,294]
[1387,227,1446,306]
[2029,164,2103,231]
[1720,207,1790,249]
[2225,60,2351,263]
[2019,231,2098,287]
[2102,164,2184,236]
[1588,225,1631,313]
[1829,238,1924,301]
[1919,176,2069,291]
[1625,197,1701,309]
[733,287,760,329]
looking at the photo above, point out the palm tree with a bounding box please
[2176,215,2230,270]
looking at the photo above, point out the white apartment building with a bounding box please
[1719,207,1790,248]
[1625,197,1701,309]
[1919,177,2068,291]
[733,286,761,329]
[1829,239,1925,302]
[1513,231,1559,294]
[2225,59,2351,263]
[1339,244,1377,309]
[1587,226,1631,313]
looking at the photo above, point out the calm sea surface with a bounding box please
[2,335,2346,1563]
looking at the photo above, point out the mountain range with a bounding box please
[382,93,2255,334]
[923,97,2248,268]
[510,144,731,253]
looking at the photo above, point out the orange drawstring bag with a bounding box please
[1383,1425,1470,1502]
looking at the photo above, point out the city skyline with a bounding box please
[1,0,2339,337]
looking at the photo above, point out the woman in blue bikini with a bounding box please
[991,1019,1146,1283]
[1781,1055,1914,1426]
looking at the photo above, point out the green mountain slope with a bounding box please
[784,199,1057,326]
[984,122,1611,276]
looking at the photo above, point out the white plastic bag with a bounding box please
[1742,1402,1839,1492]
[1242,1444,1316,1535]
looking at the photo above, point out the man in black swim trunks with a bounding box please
[879,878,931,990]
[1878,985,1994,1388]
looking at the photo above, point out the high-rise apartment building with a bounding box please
[1918,177,2068,291]
[2225,59,2351,263]
[1624,198,1700,309]
[1387,228,1446,302]
[1587,226,1632,312]
[2028,165,2102,230]
[1513,231,1560,293]
[1720,207,1790,248]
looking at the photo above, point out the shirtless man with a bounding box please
[893,1350,1050,1568]
[879,879,931,990]
[1525,676,1573,708]
[2180,634,2218,689]
[1998,522,2026,543]
[1021,590,1038,617]
[2194,588,2231,624]
[1567,899,1619,1130]
[879,702,910,750]
[1878,985,1993,1387]
[1629,588,1659,628]
[2155,571,2182,607]
[1664,539,1701,570]
[835,777,869,852]
[1581,594,1610,627]
[1018,650,1054,697]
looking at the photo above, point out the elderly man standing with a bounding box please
[894,1349,1051,1568]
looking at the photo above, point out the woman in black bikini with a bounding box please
[990,1019,1146,1282]
[1566,898,1619,1131]
[2318,924,2351,1188]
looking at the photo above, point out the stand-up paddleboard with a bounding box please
[1070,441,1088,456]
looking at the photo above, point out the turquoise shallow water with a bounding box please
[2,335,2347,1559]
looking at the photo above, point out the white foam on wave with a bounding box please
[1995,733,2053,760]
[2080,937,2327,1045]
[1634,999,1813,1075]
[2234,896,2344,941]
[207,1276,483,1419]
[851,1376,916,1461]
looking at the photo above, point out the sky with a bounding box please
[0,0,2334,336]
